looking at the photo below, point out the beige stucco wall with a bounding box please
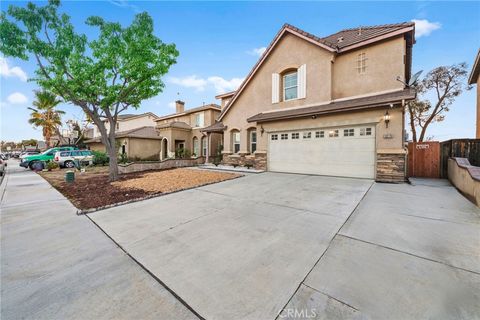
[221,32,407,155]
[88,142,106,152]
[448,159,480,206]
[126,138,161,160]
[157,109,220,128]
[333,36,406,99]
[94,114,157,137]
[476,73,480,138]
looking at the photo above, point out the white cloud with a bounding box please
[108,0,140,13]
[169,75,208,92]
[7,92,28,104]
[247,47,267,57]
[207,76,244,94]
[0,57,28,82]
[169,75,243,94]
[412,19,441,38]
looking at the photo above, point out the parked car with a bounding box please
[0,158,6,176]
[54,150,93,168]
[20,146,77,170]
[19,151,40,161]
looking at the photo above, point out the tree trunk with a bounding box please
[407,103,417,142]
[105,128,119,182]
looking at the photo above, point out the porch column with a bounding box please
[206,133,210,163]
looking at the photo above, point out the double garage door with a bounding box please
[268,125,376,179]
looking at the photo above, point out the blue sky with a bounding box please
[1,1,479,142]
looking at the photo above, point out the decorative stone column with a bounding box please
[376,150,406,183]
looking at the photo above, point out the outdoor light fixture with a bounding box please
[260,125,265,135]
[384,110,391,128]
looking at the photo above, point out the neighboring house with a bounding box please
[85,112,161,160]
[155,101,222,160]
[85,126,162,160]
[202,22,416,182]
[468,49,480,138]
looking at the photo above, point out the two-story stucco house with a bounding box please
[203,22,416,182]
[155,101,222,160]
[85,112,162,160]
[468,49,480,138]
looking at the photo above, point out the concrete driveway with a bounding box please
[89,172,480,320]
[89,173,372,319]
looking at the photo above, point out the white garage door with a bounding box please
[268,125,376,179]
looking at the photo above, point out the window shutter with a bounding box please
[298,64,307,99]
[272,73,280,104]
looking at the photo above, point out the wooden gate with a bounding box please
[407,142,440,178]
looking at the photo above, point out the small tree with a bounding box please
[0,0,178,181]
[407,63,470,142]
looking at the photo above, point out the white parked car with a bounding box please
[54,150,93,168]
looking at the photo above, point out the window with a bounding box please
[232,131,240,153]
[81,151,92,156]
[194,112,205,127]
[271,134,278,141]
[292,132,300,139]
[60,151,70,157]
[360,127,372,136]
[281,133,288,140]
[303,132,311,139]
[343,128,354,137]
[328,130,339,138]
[116,122,119,130]
[193,137,199,156]
[250,130,257,153]
[201,137,207,156]
[315,131,324,138]
[357,53,367,74]
[283,71,298,101]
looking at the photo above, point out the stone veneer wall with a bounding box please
[376,153,406,183]
[222,152,267,170]
[118,157,205,174]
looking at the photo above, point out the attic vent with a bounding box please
[358,27,362,36]
[337,37,344,43]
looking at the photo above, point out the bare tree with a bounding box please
[407,63,471,142]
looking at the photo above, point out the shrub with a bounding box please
[92,151,109,166]
[175,148,192,159]
[118,152,129,164]
[46,161,59,171]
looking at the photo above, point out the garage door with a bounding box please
[268,125,376,179]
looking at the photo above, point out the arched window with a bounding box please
[201,136,207,157]
[193,137,199,157]
[231,130,240,154]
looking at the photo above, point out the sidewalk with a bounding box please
[0,160,198,320]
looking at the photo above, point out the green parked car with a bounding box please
[20,146,77,170]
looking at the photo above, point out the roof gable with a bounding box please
[218,22,415,121]
[468,49,480,85]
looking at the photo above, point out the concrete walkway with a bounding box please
[284,179,480,319]
[0,160,198,320]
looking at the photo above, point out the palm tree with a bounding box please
[28,91,65,148]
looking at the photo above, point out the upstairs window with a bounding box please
[283,72,298,101]
[357,53,367,74]
[194,112,205,127]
